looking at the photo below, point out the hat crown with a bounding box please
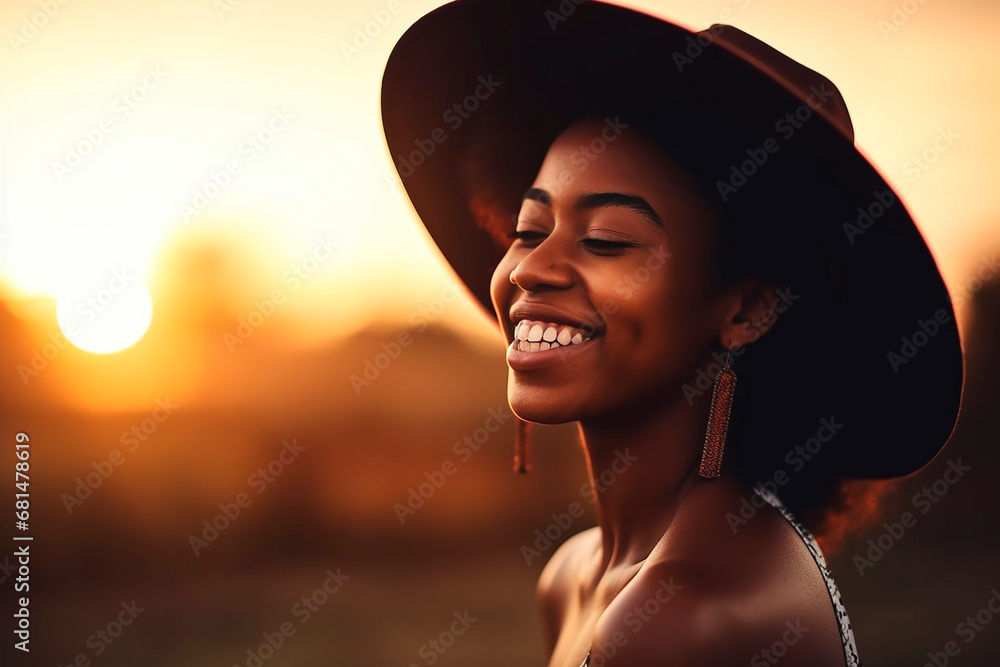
[705,24,854,142]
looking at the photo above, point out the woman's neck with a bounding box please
[577,387,731,576]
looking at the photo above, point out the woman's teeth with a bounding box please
[512,319,593,352]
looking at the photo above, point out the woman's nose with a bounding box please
[508,234,576,293]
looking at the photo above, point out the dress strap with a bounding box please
[751,484,861,667]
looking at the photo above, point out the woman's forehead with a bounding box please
[530,117,716,227]
[540,118,696,182]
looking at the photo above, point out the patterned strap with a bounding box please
[752,485,861,667]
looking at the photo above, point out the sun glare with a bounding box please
[55,278,154,354]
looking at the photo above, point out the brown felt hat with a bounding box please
[380,0,964,479]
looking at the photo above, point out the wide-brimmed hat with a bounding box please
[379,0,963,480]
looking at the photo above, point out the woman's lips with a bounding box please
[506,319,600,370]
[511,318,594,352]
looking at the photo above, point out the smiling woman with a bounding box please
[489,114,863,667]
[380,1,963,666]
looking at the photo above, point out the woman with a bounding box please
[380,2,964,665]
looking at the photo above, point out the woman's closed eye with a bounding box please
[507,229,546,244]
[507,229,640,254]
[581,237,639,253]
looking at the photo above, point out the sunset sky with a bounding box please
[1,0,997,400]
[1,5,997,665]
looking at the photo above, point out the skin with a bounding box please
[489,119,847,667]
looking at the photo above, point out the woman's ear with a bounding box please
[718,278,792,349]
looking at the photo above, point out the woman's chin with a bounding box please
[507,388,582,425]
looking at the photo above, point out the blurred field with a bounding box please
[0,275,998,667]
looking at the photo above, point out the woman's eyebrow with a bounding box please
[521,188,663,228]
[522,187,551,206]
[576,192,663,228]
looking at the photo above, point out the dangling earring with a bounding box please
[509,270,531,473]
[514,416,533,474]
[699,348,737,479]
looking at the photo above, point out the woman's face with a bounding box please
[490,118,733,425]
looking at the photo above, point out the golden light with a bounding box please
[54,275,154,354]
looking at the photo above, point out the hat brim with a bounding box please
[380,0,964,479]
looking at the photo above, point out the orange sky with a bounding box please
[1,0,997,376]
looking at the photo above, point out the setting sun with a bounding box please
[54,276,154,354]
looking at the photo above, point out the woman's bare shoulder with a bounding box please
[592,508,848,667]
[538,526,600,595]
[594,562,846,666]
[536,527,601,648]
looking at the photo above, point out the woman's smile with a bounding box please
[504,298,608,369]
[512,320,592,350]
[506,323,600,370]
